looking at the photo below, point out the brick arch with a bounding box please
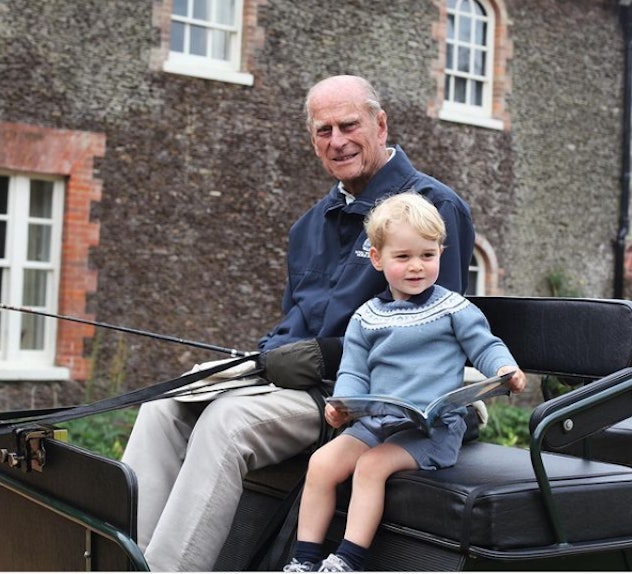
[474,233,503,295]
[0,122,105,381]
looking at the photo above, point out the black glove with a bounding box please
[259,338,343,390]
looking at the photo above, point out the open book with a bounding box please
[326,371,514,434]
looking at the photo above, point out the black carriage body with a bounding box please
[0,435,143,570]
[3,296,632,571]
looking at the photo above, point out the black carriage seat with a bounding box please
[335,298,632,559]
[221,297,632,570]
[339,436,632,551]
[472,296,632,468]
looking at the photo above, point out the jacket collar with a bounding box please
[324,145,416,216]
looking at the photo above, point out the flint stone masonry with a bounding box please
[0,0,625,406]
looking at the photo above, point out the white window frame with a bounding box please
[0,173,67,379]
[163,0,254,86]
[439,0,502,130]
[466,247,486,296]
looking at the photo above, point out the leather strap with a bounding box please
[0,354,261,433]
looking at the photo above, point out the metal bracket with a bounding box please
[0,426,64,472]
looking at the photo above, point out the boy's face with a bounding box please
[369,223,442,300]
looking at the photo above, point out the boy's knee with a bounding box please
[354,451,386,480]
[307,449,346,485]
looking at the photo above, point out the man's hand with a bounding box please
[260,338,343,390]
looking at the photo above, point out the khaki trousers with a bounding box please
[122,370,320,571]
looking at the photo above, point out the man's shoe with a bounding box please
[283,558,316,572]
[317,554,353,572]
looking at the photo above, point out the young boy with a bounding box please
[283,192,526,572]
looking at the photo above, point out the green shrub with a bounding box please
[59,407,138,460]
[58,400,532,460]
[479,402,531,448]
[546,269,583,298]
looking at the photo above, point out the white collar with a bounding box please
[338,147,396,204]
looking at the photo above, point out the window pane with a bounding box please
[22,269,48,348]
[193,0,209,20]
[466,270,478,295]
[461,0,472,13]
[216,0,235,26]
[473,0,484,16]
[170,21,185,52]
[446,44,454,70]
[0,176,8,214]
[0,174,63,360]
[467,254,480,295]
[21,313,45,350]
[473,49,486,75]
[27,224,52,262]
[212,30,230,61]
[190,24,208,56]
[447,14,455,39]
[444,74,452,100]
[173,0,188,17]
[472,80,483,106]
[0,222,6,259]
[458,14,471,42]
[457,46,470,72]
[455,77,467,103]
[0,177,7,257]
[474,20,486,46]
[30,180,53,218]
[447,0,456,8]
[23,269,47,307]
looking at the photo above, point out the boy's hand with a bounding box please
[498,365,527,393]
[324,403,352,429]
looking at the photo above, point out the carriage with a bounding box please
[1,295,632,571]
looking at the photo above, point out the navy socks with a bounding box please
[294,538,368,570]
[336,538,368,571]
[294,540,324,565]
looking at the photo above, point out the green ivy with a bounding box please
[479,402,531,448]
[546,269,583,298]
[59,408,138,460]
[58,401,533,460]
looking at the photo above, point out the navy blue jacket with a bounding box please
[259,146,474,351]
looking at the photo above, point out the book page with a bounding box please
[327,371,514,432]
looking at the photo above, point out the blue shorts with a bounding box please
[342,412,467,471]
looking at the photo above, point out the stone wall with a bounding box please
[0,0,625,404]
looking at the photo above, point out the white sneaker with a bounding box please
[317,554,353,572]
[283,558,316,572]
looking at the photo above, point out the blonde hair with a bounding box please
[365,192,446,251]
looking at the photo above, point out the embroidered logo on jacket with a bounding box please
[355,238,371,259]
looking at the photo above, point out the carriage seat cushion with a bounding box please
[336,441,632,551]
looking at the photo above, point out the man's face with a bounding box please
[308,91,388,196]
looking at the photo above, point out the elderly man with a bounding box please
[122,74,474,571]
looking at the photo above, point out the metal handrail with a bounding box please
[529,367,632,545]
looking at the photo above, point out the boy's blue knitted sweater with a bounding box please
[333,285,517,412]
